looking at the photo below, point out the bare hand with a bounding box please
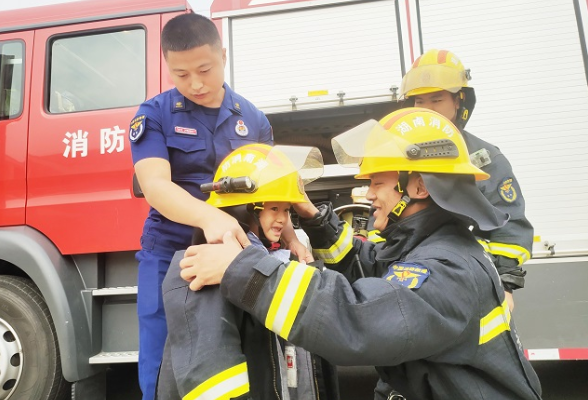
[288,238,314,263]
[179,231,244,291]
[200,207,251,247]
[505,291,515,312]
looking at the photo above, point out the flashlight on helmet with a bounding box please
[201,176,257,194]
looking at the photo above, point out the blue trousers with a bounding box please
[137,249,173,400]
[136,217,192,400]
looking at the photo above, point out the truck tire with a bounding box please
[0,276,69,400]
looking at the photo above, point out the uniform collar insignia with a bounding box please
[223,84,243,116]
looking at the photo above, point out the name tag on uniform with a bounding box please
[175,126,197,135]
[383,262,430,289]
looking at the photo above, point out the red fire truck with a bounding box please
[2,0,588,399]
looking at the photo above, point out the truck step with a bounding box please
[92,286,137,296]
[89,351,138,364]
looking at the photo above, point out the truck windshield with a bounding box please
[49,28,146,114]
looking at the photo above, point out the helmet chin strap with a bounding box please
[386,171,428,224]
[386,171,411,224]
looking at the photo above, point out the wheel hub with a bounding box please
[0,317,23,400]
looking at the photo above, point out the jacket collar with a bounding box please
[170,85,243,115]
[376,204,455,262]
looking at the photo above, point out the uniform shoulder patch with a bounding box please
[129,115,146,142]
[498,177,517,203]
[383,262,430,289]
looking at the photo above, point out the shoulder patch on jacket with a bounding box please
[498,177,517,203]
[383,262,430,289]
[129,115,146,142]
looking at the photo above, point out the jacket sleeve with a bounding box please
[220,246,474,367]
[299,202,383,281]
[161,250,250,400]
[475,153,534,291]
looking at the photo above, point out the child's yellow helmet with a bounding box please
[204,144,323,208]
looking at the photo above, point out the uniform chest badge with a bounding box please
[129,115,146,142]
[235,119,249,137]
[498,177,517,203]
[175,126,197,135]
[383,262,430,289]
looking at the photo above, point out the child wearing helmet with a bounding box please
[157,144,338,400]
[177,108,542,400]
[400,49,533,311]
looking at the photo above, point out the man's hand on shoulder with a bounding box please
[180,231,245,291]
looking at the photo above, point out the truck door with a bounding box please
[0,32,32,226]
[26,15,161,255]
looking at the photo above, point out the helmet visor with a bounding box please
[331,114,488,180]
[272,145,324,185]
[401,64,469,98]
[332,119,430,168]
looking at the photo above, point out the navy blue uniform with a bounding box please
[462,130,533,290]
[129,84,272,400]
[219,203,542,399]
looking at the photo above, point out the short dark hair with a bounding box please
[161,13,221,57]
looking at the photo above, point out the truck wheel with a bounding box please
[0,276,69,400]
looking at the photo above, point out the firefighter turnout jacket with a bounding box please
[219,203,542,400]
[158,232,338,400]
[463,130,533,291]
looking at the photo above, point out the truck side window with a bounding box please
[49,28,146,114]
[0,41,24,120]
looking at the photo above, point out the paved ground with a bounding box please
[107,360,588,399]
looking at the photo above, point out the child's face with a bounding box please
[165,44,226,108]
[258,201,292,243]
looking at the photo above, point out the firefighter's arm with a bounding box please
[478,153,533,291]
[298,202,380,281]
[134,158,250,246]
[219,246,472,367]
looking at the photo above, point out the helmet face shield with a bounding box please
[206,144,324,208]
[332,108,489,180]
[332,119,408,167]
[274,145,324,185]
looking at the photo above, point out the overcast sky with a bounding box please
[0,0,214,15]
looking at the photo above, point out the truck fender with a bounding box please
[0,226,101,382]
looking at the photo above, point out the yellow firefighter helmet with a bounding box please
[204,144,323,208]
[332,107,488,180]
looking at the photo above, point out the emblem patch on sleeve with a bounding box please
[129,115,146,142]
[498,177,517,203]
[383,262,430,289]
